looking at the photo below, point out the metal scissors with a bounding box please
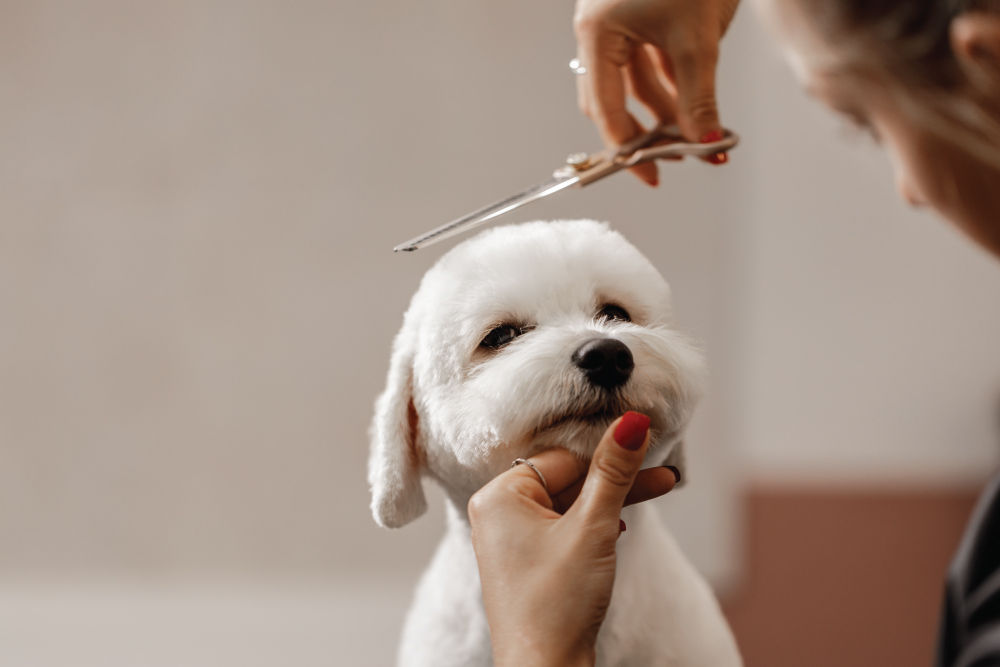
[393,124,739,252]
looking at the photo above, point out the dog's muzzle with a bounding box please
[571,338,634,390]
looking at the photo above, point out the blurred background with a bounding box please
[2,1,999,665]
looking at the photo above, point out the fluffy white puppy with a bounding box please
[370,219,741,666]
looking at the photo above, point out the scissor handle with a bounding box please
[615,124,685,157]
[568,125,740,185]
[624,127,740,167]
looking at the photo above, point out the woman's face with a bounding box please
[757,0,1000,257]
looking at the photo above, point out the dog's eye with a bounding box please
[480,324,521,350]
[597,304,631,323]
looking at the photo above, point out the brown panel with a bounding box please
[721,486,982,667]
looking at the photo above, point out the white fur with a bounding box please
[369,220,742,666]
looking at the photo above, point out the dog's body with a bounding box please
[370,220,741,666]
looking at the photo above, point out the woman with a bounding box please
[468,1,1000,665]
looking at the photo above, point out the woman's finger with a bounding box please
[469,450,583,523]
[578,28,659,185]
[552,463,678,512]
[507,447,590,503]
[626,44,677,126]
[572,412,651,524]
[576,61,591,119]
[658,35,727,164]
[623,465,679,506]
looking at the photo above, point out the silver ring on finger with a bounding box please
[511,458,550,495]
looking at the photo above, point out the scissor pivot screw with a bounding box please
[565,152,591,170]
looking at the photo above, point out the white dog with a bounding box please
[369,219,741,666]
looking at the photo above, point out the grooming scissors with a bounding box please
[393,124,739,252]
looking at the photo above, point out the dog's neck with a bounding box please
[442,489,474,530]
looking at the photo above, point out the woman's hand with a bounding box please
[468,412,679,667]
[573,0,741,184]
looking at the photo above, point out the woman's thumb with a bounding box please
[576,412,651,523]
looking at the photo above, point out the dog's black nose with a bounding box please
[571,338,634,389]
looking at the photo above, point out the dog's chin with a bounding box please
[523,405,670,461]
[528,415,614,458]
[535,407,619,436]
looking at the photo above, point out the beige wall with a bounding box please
[0,0,751,584]
[736,22,1000,486]
[2,1,999,664]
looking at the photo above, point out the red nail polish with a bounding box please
[619,519,627,533]
[700,130,724,144]
[700,131,727,165]
[613,411,650,451]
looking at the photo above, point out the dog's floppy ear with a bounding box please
[663,439,687,488]
[368,328,427,528]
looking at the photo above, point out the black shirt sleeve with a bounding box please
[937,474,1000,667]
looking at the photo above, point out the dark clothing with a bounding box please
[937,474,1000,667]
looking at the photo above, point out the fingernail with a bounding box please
[700,131,727,165]
[613,411,650,451]
[663,465,681,484]
[619,519,627,533]
[700,130,724,144]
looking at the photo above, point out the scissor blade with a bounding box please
[393,176,580,252]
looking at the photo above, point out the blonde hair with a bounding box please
[803,0,1000,170]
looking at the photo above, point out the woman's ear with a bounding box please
[951,12,1000,79]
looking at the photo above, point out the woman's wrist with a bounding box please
[494,640,595,667]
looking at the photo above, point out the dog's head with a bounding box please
[369,220,704,528]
